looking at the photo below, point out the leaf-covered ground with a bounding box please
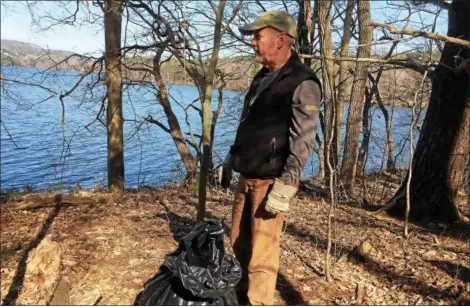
[1,180,469,305]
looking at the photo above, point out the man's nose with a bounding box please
[251,37,257,47]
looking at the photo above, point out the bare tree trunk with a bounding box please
[208,72,226,185]
[405,72,428,237]
[317,0,335,187]
[297,0,313,66]
[341,0,373,190]
[367,40,401,171]
[316,136,325,181]
[311,0,318,52]
[151,54,198,182]
[374,86,396,170]
[316,0,337,282]
[387,0,469,224]
[335,0,355,160]
[104,0,124,191]
[197,0,226,221]
[356,86,372,177]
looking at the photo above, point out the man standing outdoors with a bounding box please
[221,10,322,306]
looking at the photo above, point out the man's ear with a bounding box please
[277,33,285,48]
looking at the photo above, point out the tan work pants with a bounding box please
[230,175,285,305]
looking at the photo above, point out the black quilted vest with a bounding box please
[232,52,321,178]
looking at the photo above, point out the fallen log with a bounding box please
[8,193,107,210]
[17,236,62,305]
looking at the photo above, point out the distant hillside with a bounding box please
[0,39,82,68]
[0,40,427,105]
[1,39,72,56]
[0,39,255,91]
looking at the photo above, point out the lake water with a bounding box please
[0,66,420,192]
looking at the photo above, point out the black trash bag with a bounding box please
[137,218,241,306]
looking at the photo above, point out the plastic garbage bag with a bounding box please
[137,219,241,306]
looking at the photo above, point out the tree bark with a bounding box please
[151,53,198,182]
[371,21,470,48]
[317,0,335,186]
[367,41,400,171]
[208,71,226,185]
[104,0,124,191]
[197,0,226,221]
[373,82,396,170]
[316,0,337,282]
[341,0,373,189]
[356,86,372,177]
[335,0,355,160]
[316,137,325,181]
[387,0,469,223]
[297,0,313,66]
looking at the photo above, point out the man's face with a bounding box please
[251,27,282,66]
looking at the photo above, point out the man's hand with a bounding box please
[221,153,234,189]
[265,178,298,215]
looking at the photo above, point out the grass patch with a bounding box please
[189,181,199,193]
[137,252,153,260]
[117,232,138,244]
[2,184,33,201]
[0,241,19,260]
[3,191,26,201]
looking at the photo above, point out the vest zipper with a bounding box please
[270,138,276,164]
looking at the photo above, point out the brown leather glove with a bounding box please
[265,178,298,215]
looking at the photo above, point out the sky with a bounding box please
[1,1,105,54]
[0,0,448,55]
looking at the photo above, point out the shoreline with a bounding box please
[1,64,428,108]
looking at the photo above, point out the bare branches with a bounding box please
[85,94,107,130]
[1,78,58,96]
[183,99,202,157]
[350,36,413,48]
[300,54,434,76]
[26,0,100,32]
[405,69,429,237]
[0,120,27,150]
[121,43,166,54]
[144,115,171,134]
[419,0,451,10]
[254,0,267,12]
[59,56,105,101]
[221,0,243,37]
[281,0,289,12]
[372,22,470,48]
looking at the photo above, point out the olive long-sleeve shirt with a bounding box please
[280,79,321,185]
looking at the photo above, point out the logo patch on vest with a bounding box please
[305,105,319,111]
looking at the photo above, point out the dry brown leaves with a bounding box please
[1,181,468,305]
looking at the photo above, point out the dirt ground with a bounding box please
[1,179,469,305]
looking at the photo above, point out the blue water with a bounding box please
[0,66,421,192]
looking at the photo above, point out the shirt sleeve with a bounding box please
[280,79,321,186]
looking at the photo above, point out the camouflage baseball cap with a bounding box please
[239,10,297,38]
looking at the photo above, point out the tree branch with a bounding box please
[0,120,27,149]
[371,21,470,48]
[221,0,243,37]
[420,0,451,10]
[59,56,105,101]
[145,115,171,134]
[85,94,107,130]
[299,54,434,75]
